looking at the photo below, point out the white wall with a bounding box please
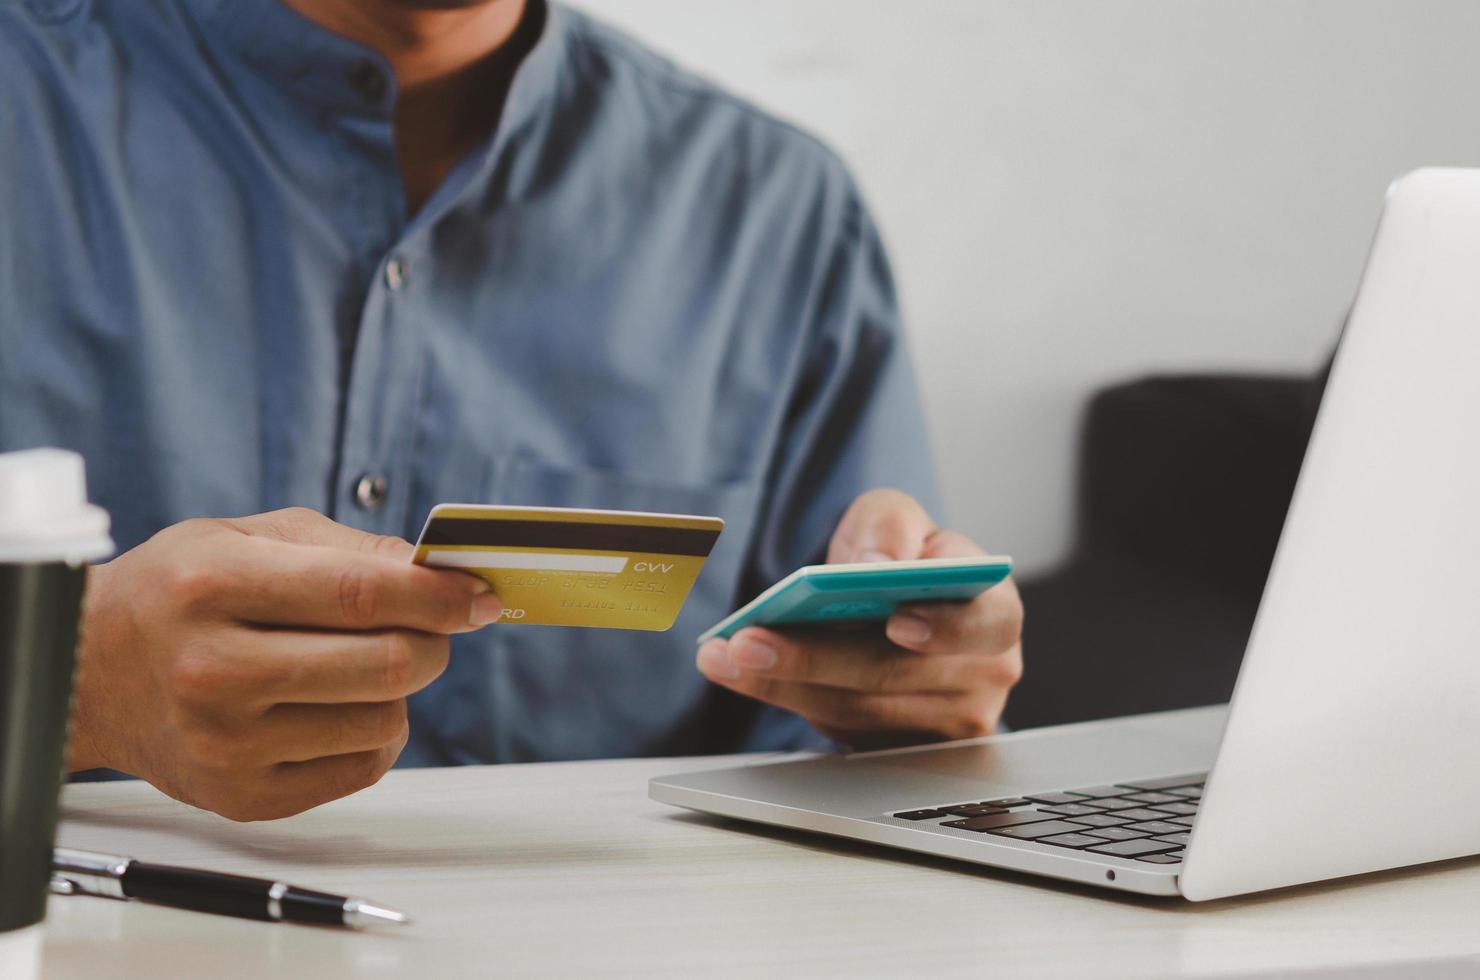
[577,0,1480,574]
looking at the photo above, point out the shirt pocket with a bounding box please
[483,455,762,635]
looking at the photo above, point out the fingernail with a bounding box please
[697,641,741,679]
[470,590,504,627]
[855,549,893,564]
[888,614,932,645]
[731,635,778,671]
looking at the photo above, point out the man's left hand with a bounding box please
[696,489,1024,746]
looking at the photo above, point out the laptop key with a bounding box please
[1167,787,1203,799]
[1115,774,1207,792]
[1037,833,1105,849]
[1169,816,1196,827]
[987,820,1090,840]
[943,810,1062,831]
[1065,785,1134,799]
[940,804,1008,817]
[1155,801,1199,816]
[1124,820,1184,836]
[1136,853,1184,865]
[1081,826,1149,842]
[1063,813,1134,828]
[1104,807,1177,822]
[1084,797,1150,811]
[1122,791,1183,805]
[1037,803,1106,817]
[981,798,1032,808]
[893,809,946,820]
[1086,838,1180,857]
[1153,833,1191,846]
[1023,792,1086,806]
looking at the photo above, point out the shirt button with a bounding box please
[384,256,408,291]
[348,60,388,105]
[353,473,389,511]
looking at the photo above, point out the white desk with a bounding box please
[42,756,1480,979]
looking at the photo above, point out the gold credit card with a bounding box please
[411,504,725,631]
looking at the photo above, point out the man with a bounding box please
[0,0,1023,821]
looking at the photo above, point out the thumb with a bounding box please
[827,489,937,564]
[228,507,416,560]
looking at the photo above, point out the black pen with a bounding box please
[50,847,410,929]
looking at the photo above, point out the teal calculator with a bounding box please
[697,555,1014,643]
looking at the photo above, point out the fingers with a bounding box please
[878,527,1021,657]
[227,507,416,561]
[257,701,410,763]
[77,510,443,823]
[185,535,501,633]
[171,629,452,709]
[209,743,403,822]
[699,658,1004,742]
[699,627,989,695]
[827,489,937,564]
[165,701,410,821]
[700,502,1025,745]
[225,509,507,627]
[917,527,982,561]
[886,581,1023,656]
[266,741,404,819]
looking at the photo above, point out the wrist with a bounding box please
[65,729,105,772]
[64,673,109,772]
[66,568,114,773]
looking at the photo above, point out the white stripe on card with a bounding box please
[422,550,628,574]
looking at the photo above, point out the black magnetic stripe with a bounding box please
[421,518,719,557]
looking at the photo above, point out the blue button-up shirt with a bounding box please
[0,0,941,764]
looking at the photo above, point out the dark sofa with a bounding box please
[1006,368,1327,729]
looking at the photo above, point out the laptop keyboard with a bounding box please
[891,773,1205,866]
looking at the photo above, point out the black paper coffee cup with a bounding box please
[0,449,111,978]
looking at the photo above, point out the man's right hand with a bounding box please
[67,507,501,821]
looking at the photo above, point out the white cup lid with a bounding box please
[0,448,113,563]
[0,924,42,980]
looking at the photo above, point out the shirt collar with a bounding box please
[187,0,566,130]
[492,0,564,151]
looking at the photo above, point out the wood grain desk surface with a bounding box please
[41,755,1480,979]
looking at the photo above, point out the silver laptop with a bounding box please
[651,169,1480,900]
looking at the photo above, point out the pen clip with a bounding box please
[51,848,130,899]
